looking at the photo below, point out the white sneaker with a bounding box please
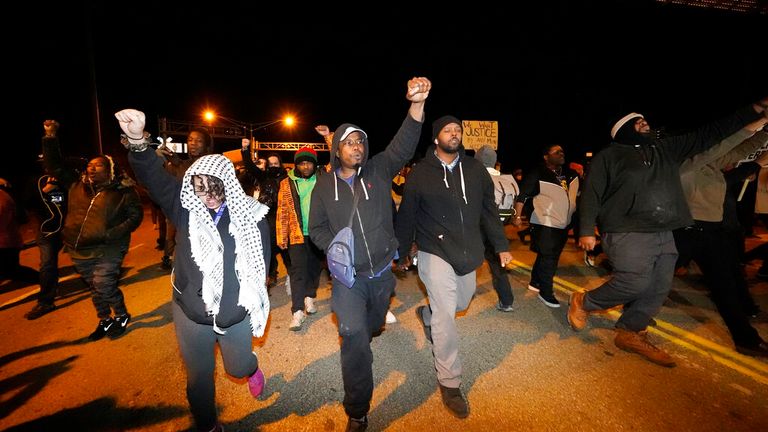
[385,310,397,324]
[304,296,317,314]
[285,275,291,296]
[289,310,305,331]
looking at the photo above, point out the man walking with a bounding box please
[395,115,512,419]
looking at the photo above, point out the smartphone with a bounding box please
[165,142,188,153]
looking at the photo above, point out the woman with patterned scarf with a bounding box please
[116,109,271,432]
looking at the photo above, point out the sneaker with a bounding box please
[345,415,368,432]
[206,423,224,432]
[24,303,56,320]
[567,291,589,331]
[385,310,398,324]
[304,296,317,314]
[614,328,676,367]
[538,293,560,308]
[88,317,115,341]
[248,367,265,398]
[527,284,540,293]
[415,305,432,343]
[495,302,514,312]
[584,251,596,268]
[160,255,172,270]
[108,313,131,339]
[735,341,768,358]
[289,310,305,331]
[438,384,469,418]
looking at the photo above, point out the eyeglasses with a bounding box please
[340,138,364,147]
[193,186,215,197]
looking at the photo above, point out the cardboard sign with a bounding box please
[462,120,498,151]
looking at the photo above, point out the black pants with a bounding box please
[483,231,513,306]
[287,237,324,313]
[679,223,762,347]
[529,224,568,297]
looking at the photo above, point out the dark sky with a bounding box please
[14,0,767,186]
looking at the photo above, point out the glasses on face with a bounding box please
[341,138,364,147]
[193,186,215,197]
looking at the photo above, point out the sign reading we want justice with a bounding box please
[462,120,498,151]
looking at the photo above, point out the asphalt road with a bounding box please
[1,211,767,431]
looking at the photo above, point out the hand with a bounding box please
[578,236,597,251]
[315,125,330,137]
[114,109,147,139]
[406,77,431,102]
[43,120,59,137]
[397,256,412,272]
[511,215,523,226]
[499,251,513,267]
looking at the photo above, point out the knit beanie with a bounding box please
[611,113,644,140]
[294,147,318,165]
[432,115,462,140]
[475,145,497,168]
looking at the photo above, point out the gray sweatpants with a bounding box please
[173,301,258,431]
[417,251,476,388]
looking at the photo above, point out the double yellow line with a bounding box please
[508,259,768,385]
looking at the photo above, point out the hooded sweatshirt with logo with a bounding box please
[309,115,422,278]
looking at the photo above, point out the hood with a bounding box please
[181,154,247,207]
[330,123,369,170]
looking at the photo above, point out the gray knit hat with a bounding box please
[475,145,497,168]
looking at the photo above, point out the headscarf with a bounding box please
[180,154,270,336]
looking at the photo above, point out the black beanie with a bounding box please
[432,115,462,140]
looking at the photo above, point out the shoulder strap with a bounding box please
[347,180,361,227]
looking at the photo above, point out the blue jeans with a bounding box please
[72,251,128,319]
[37,232,62,305]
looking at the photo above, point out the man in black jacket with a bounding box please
[571,100,768,367]
[309,77,431,432]
[395,115,511,419]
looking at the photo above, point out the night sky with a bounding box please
[14,0,767,188]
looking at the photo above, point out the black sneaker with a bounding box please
[160,255,172,270]
[24,303,56,320]
[89,318,115,341]
[439,384,469,418]
[538,293,561,308]
[415,305,432,343]
[108,313,131,339]
[345,415,368,432]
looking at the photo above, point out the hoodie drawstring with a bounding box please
[459,162,467,204]
[442,165,449,189]
[333,172,339,201]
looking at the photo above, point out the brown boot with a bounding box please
[567,291,589,331]
[614,328,676,367]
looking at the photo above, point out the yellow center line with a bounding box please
[507,259,768,380]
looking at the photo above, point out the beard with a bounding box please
[437,138,461,154]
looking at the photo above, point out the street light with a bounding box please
[202,111,295,144]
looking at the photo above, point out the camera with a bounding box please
[50,193,63,203]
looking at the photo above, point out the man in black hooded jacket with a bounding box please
[394,115,511,419]
[309,77,431,432]
[570,99,768,368]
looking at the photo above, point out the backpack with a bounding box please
[491,174,519,224]
[327,226,355,288]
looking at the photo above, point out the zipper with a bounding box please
[74,191,102,250]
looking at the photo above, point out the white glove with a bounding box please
[114,109,146,139]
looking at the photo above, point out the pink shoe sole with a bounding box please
[248,368,265,398]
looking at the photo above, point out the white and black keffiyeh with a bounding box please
[180,155,270,337]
